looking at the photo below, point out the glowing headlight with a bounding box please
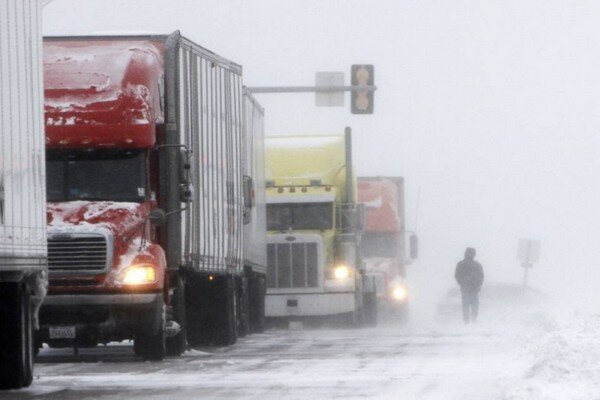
[391,286,408,301]
[120,265,157,285]
[333,265,350,280]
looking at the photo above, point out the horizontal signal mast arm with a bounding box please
[246,85,377,94]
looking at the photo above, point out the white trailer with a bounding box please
[242,91,267,334]
[0,0,48,390]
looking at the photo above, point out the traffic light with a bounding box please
[351,64,374,114]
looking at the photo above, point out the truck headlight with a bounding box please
[120,264,157,285]
[391,285,408,301]
[333,265,350,280]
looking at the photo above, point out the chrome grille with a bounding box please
[48,234,109,273]
[267,242,319,289]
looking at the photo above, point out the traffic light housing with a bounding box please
[351,64,374,114]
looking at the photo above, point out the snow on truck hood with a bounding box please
[47,201,146,236]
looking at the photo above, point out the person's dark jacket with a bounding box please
[455,258,484,292]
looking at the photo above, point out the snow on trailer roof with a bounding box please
[43,31,243,149]
[46,32,243,73]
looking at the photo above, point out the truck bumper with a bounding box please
[266,292,356,317]
[37,292,163,345]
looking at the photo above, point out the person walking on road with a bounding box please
[454,247,484,324]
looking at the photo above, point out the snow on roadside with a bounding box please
[504,313,600,400]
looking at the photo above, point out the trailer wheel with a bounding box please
[166,276,187,356]
[363,291,378,327]
[248,276,266,333]
[134,304,166,361]
[0,283,34,390]
[214,276,238,346]
[237,277,250,338]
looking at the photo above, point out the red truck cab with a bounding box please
[40,39,169,358]
[358,177,410,317]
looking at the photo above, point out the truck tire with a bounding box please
[166,276,187,356]
[248,276,266,333]
[214,276,238,346]
[237,276,250,338]
[185,276,211,347]
[0,283,33,390]
[134,303,166,361]
[363,291,378,327]
[396,302,410,324]
[335,311,362,328]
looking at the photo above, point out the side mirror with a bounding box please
[243,176,255,209]
[355,203,366,230]
[180,184,193,203]
[409,234,419,259]
[149,208,167,226]
[243,176,254,224]
[179,149,191,174]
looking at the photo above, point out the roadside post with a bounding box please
[517,239,541,287]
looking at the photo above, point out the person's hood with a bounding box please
[464,247,476,260]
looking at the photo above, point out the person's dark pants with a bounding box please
[461,290,479,323]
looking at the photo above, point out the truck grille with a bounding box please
[267,242,319,289]
[48,234,109,273]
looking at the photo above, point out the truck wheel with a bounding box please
[237,277,250,338]
[214,276,238,346]
[363,291,378,327]
[335,311,361,328]
[248,276,266,333]
[396,302,410,324]
[134,304,166,361]
[0,283,34,389]
[166,276,187,356]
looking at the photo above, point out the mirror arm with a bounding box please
[155,143,189,152]
[136,207,188,252]
[165,207,188,217]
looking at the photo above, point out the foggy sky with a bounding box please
[43,0,600,300]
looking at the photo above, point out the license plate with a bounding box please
[49,326,76,339]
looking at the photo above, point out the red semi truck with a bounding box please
[38,32,266,359]
[358,177,414,318]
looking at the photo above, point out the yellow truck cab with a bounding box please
[264,131,377,324]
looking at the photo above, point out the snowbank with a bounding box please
[505,313,600,400]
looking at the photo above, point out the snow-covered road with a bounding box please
[5,281,600,400]
[5,323,530,400]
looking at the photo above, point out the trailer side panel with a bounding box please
[0,0,47,265]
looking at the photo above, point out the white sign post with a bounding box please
[517,239,541,287]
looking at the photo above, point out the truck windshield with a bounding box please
[361,233,398,258]
[46,149,147,202]
[267,202,333,231]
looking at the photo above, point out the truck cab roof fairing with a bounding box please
[43,38,165,148]
[358,177,403,233]
[265,135,347,190]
